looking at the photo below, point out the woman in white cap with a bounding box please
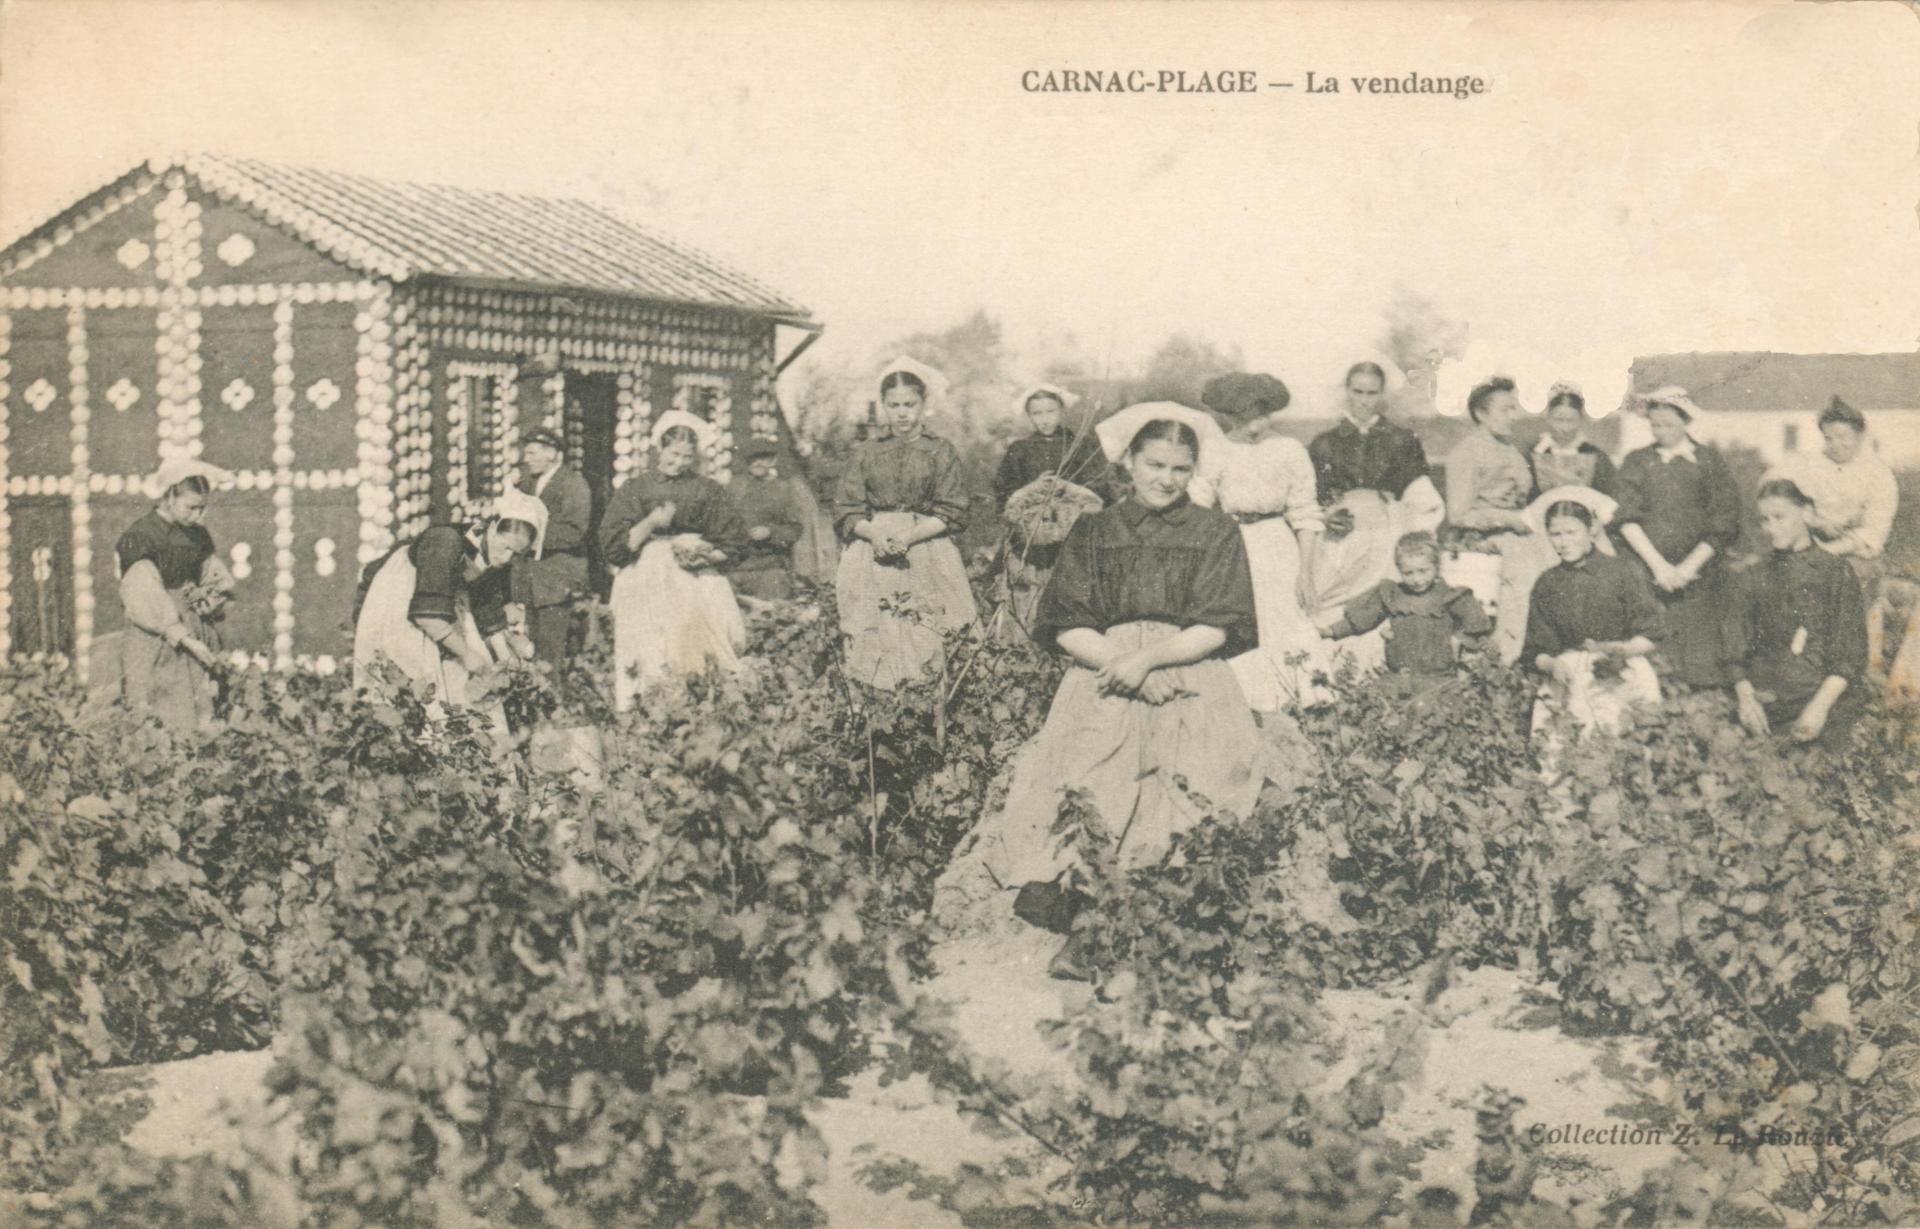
[113,457,237,730]
[352,488,546,732]
[598,410,748,711]
[1614,387,1741,688]
[833,358,977,689]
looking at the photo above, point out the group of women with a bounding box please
[933,365,1888,972]
[109,357,1892,968]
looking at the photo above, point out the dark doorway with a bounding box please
[565,372,619,597]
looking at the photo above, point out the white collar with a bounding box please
[1345,411,1382,435]
[531,464,560,496]
[1535,435,1585,457]
[1655,438,1698,464]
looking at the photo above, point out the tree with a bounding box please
[1129,334,1245,406]
[1379,286,1468,413]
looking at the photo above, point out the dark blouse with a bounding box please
[1614,442,1741,563]
[1308,418,1431,504]
[1522,549,1664,665]
[1728,546,1867,700]
[832,433,970,538]
[1331,579,1490,674]
[993,431,1115,510]
[731,475,804,567]
[1529,441,1617,499]
[1033,496,1257,657]
[597,471,745,569]
[115,510,214,589]
[360,524,511,636]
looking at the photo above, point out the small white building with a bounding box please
[1626,352,1920,469]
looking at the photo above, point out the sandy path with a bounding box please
[103,948,1672,1226]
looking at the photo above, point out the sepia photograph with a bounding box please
[1,1,1917,1224]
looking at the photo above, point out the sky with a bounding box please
[3,0,1917,415]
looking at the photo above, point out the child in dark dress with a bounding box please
[1316,531,1491,678]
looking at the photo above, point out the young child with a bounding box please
[1317,531,1491,676]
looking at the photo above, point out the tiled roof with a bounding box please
[1630,352,1920,413]
[4,154,813,321]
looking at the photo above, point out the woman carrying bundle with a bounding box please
[1726,479,1868,751]
[993,383,1112,638]
[599,410,749,711]
[113,457,238,731]
[1522,495,1662,739]
[1614,387,1741,688]
[833,358,978,689]
[937,410,1268,977]
[353,489,547,737]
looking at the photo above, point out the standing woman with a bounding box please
[993,384,1112,638]
[114,458,237,730]
[1443,376,1543,660]
[353,489,546,733]
[1190,372,1326,711]
[833,358,977,689]
[1522,497,1663,738]
[599,410,749,711]
[1441,376,1539,663]
[1728,479,1868,751]
[1614,387,1742,688]
[936,415,1267,972]
[1305,361,1445,675]
[1530,383,1617,498]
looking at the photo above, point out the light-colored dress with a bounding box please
[598,471,748,712]
[1441,429,1537,663]
[353,525,511,737]
[936,496,1268,927]
[114,509,226,731]
[833,433,978,690]
[1192,430,1325,710]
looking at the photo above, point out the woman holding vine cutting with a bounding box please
[112,457,237,731]
[938,407,1269,978]
[992,383,1112,638]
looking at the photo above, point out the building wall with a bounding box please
[0,167,397,673]
[395,284,782,539]
[3,171,802,671]
[1687,409,1920,469]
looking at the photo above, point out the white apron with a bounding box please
[610,538,747,712]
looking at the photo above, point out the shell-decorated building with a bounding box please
[0,154,818,676]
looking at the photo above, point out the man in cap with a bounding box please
[728,440,805,601]
[510,428,594,675]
